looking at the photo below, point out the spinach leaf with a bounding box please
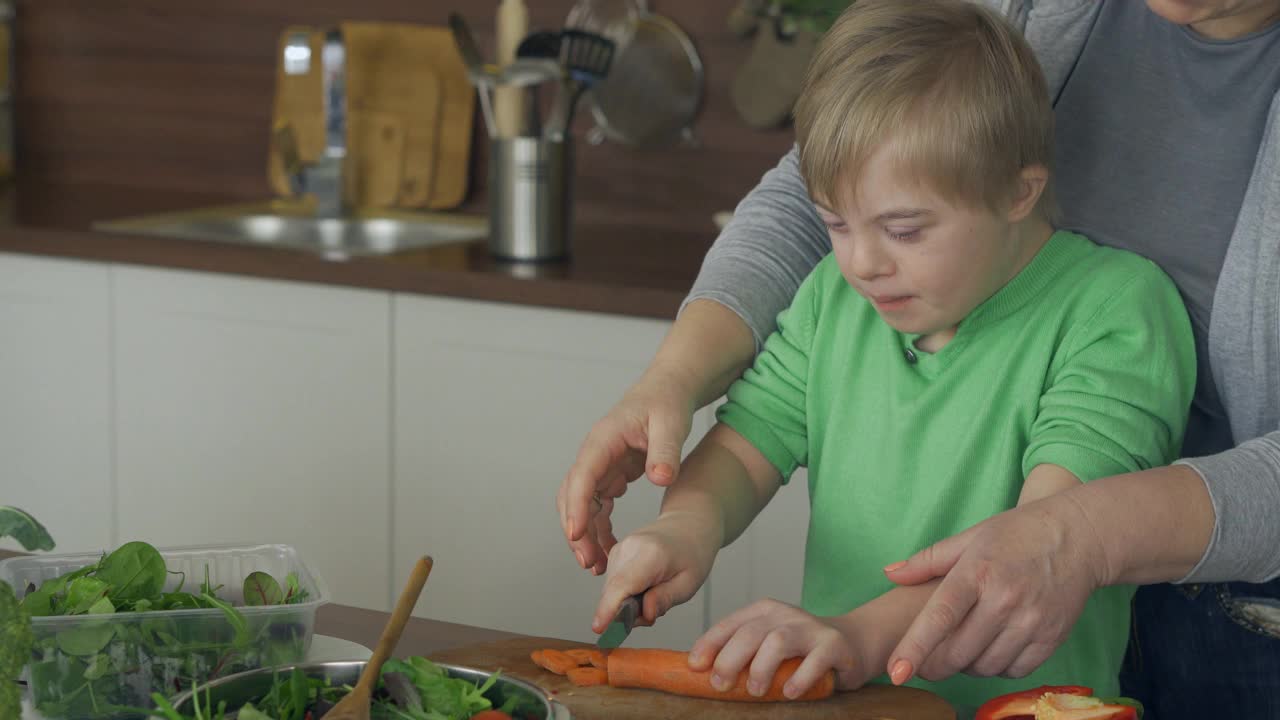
[56,620,115,656]
[0,505,56,551]
[96,541,167,602]
[83,653,114,681]
[0,506,53,719]
[66,576,111,614]
[0,580,33,677]
[283,573,310,605]
[243,571,284,606]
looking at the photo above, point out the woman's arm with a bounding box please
[684,146,832,348]
[560,146,829,574]
[1178,433,1280,583]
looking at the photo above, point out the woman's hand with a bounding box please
[688,599,868,700]
[558,366,698,576]
[592,511,719,632]
[883,494,1109,683]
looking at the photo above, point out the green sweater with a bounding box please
[717,231,1195,708]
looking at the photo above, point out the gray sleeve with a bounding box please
[1176,432,1280,583]
[681,145,831,349]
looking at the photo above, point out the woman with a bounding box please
[557,1,1280,717]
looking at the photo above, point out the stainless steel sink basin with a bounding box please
[94,202,488,260]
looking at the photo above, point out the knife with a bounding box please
[597,594,643,649]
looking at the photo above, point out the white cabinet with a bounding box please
[0,254,112,554]
[111,267,392,611]
[0,253,807,639]
[392,296,711,647]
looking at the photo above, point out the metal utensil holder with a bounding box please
[488,137,573,261]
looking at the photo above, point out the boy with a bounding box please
[591,0,1195,711]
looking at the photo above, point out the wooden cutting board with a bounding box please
[430,636,956,720]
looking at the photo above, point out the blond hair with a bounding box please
[795,0,1055,217]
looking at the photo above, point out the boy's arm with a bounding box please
[592,424,782,631]
[594,267,826,629]
[828,464,1085,684]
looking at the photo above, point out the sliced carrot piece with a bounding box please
[563,648,595,666]
[587,649,608,670]
[540,648,579,676]
[530,650,552,672]
[567,666,609,687]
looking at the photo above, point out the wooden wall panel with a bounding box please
[12,0,796,234]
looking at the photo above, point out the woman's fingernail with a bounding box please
[890,659,913,685]
[575,550,585,567]
[651,463,673,482]
[783,682,798,698]
[688,652,702,666]
[569,520,578,539]
[747,681,763,696]
[711,674,727,691]
[883,561,907,573]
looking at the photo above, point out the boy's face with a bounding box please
[817,142,1031,340]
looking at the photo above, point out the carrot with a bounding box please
[567,666,609,687]
[540,648,580,676]
[587,649,608,670]
[606,648,835,703]
[563,648,596,666]
[530,650,549,671]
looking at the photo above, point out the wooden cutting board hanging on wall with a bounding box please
[267,22,474,211]
[430,636,957,720]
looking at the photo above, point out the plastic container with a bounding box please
[0,543,328,720]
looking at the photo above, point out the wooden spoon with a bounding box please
[323,555,434,720]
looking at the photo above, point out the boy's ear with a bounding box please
[1006,164,1049,222]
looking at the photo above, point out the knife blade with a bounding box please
[597,593,643,649]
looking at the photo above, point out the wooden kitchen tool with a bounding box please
[431,635,957,720]
[324,555,435,720]
[268,23,474,211]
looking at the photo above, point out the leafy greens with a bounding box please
[0,505,55,720]
[17,540,313,719]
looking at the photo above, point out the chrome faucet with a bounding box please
[282,29,347,218]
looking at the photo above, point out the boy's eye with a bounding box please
[824,221,849,233]
[886,227,919,242]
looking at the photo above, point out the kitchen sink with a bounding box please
[93,201,488,260]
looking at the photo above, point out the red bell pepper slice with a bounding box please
[975,686,1093,720]
[976,685,1140,720]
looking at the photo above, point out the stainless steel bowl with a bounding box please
[168,660,571,719]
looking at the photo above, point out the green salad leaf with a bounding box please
[16,540,314,719]
[96,541,168,603]
[244,571,284,606]
[0,579,33,677]
[145,659,538,720]
[0,505,56,552]
[381,657,499,720]
[1,505,52,720]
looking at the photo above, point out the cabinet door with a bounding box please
[393,295,710,648]
[0,254,112,554]
[112,267,391,610]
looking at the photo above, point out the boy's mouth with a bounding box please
[871,294,914,311]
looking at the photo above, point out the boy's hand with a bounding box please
[592,511,718,633]
[688,599,867,700]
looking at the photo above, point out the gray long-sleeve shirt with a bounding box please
[686,0,1280,584]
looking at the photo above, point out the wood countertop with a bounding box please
[0,184,716,320]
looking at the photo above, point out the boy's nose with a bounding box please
[847,238,894,281]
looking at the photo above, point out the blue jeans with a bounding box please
[1121,579,1280,718]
